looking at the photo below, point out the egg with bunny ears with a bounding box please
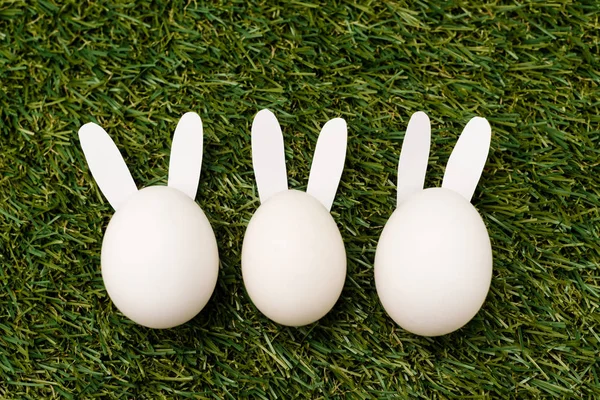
[242,109,348,326]
[78,112,219,329]
[375,112,493,337]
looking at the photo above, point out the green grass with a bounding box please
[0,0,599,398]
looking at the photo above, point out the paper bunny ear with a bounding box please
[442,117,491,202]
[252,109,288,204]
[78,122,138,210]
[168,112,204,200]
[397,111,431,205]
[307,118,347,211]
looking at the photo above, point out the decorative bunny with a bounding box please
[78,112,219,329]
[242,109,348,326]
[375,112,493,337]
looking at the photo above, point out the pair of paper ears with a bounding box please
[78,110,491,212]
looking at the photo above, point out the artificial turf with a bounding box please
[0,1,599,398]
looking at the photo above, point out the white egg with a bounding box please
[242,190,346,326]
[100,186,219,329]
[375,187,492,336]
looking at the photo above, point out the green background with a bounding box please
[1,1,599,398]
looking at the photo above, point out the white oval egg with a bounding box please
[242,190,346,326]
[101,186,219,329]
[375,187,492,336]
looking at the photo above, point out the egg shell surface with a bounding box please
[101,185,219,329]
[375,187,492,336]
[242,190,346,326]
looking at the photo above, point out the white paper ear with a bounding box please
[442,117,491,202]
[397,111,431,205]
[78,122,138,210]
[252,109,288,204]
[307,118,347,211]
[168,112,204,200]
